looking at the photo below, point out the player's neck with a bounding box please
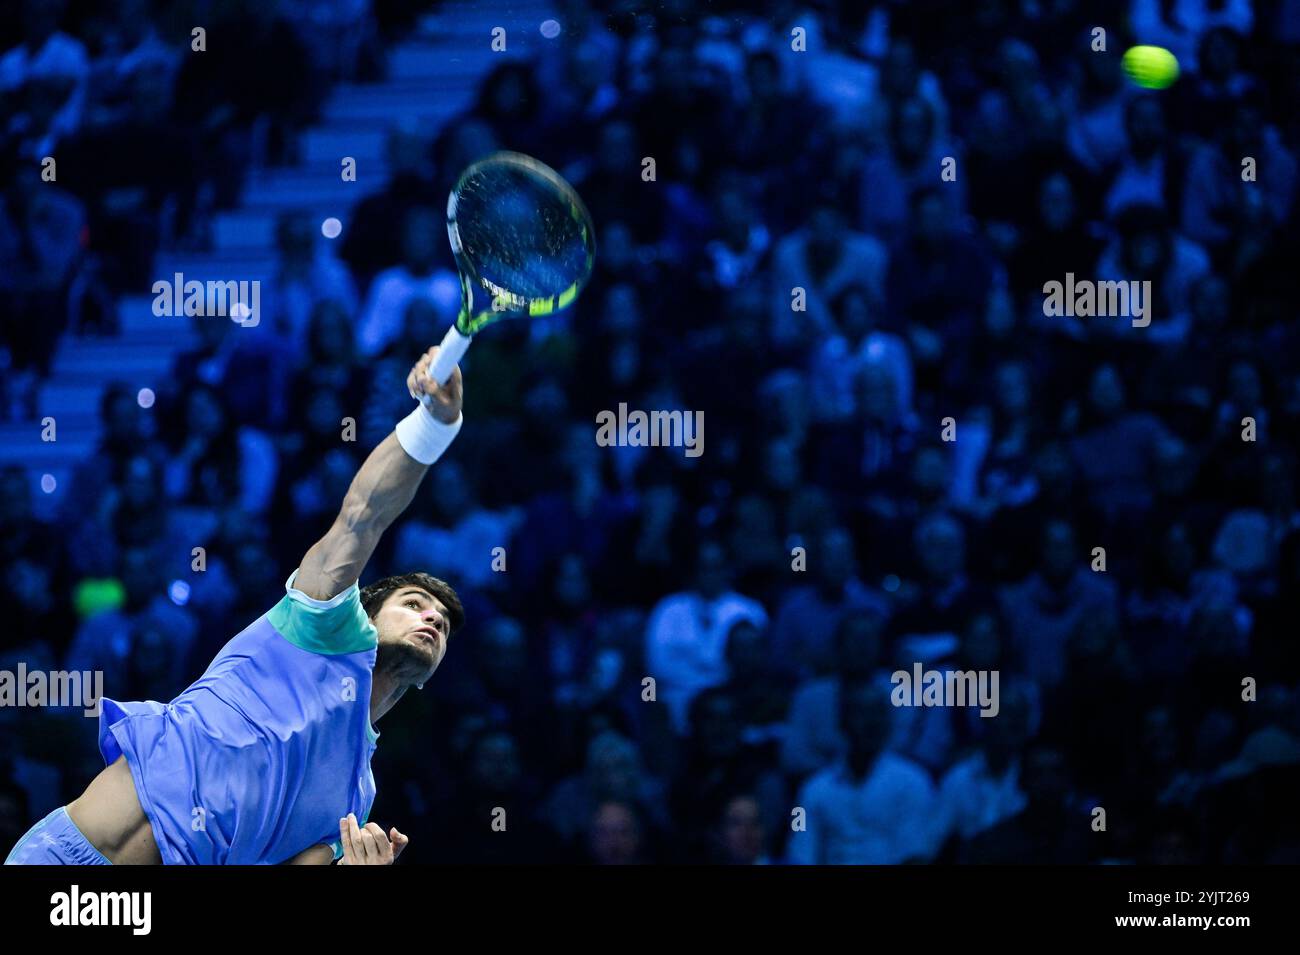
[369,668,412,725]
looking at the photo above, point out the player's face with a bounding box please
[374,587,451,684]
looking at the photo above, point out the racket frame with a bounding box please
[425,151,594,389]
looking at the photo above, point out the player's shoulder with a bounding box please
[266,570,379,656]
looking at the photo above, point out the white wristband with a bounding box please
[395,406,463,465]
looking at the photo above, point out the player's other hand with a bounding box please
[407,345,463,424]
[338,813,409,865]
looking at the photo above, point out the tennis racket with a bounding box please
[419,151,596,401]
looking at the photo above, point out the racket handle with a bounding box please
[426,325,472,390]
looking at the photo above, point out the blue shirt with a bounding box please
[97,571,379,864]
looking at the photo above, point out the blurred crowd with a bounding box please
[5,0,1300,864]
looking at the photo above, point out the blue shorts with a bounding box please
[4,806,113,865]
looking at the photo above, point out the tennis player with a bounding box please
[5,345,465,865]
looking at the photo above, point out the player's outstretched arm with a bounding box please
[294,346,464,602]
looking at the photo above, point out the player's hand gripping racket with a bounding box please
[418,151,596,402]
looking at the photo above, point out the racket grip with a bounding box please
[427,325,472,389]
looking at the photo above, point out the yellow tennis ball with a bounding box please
[1122,45,1180,90]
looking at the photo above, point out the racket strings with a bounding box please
[453,162,594,302]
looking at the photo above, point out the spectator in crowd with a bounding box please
[671,688,787,860]
[789,682,939,864]
[934,686,1033,852]
[355,204,460,358]
[644,540,768,733]
[1000,518,1119,688]
[709,793,773,865]
[782,608,890,778]
[541,730,667,847]
[770,202,888,352]
[0,1,90,160]
[63,544,197,695]
[262,210,358,354]
[770,526,889,678]
[430,727,557,863]
[959,744,1091,864]
[585,800,647,865]
[339,123,441,283]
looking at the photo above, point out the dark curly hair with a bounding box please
[360,573,466,635]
